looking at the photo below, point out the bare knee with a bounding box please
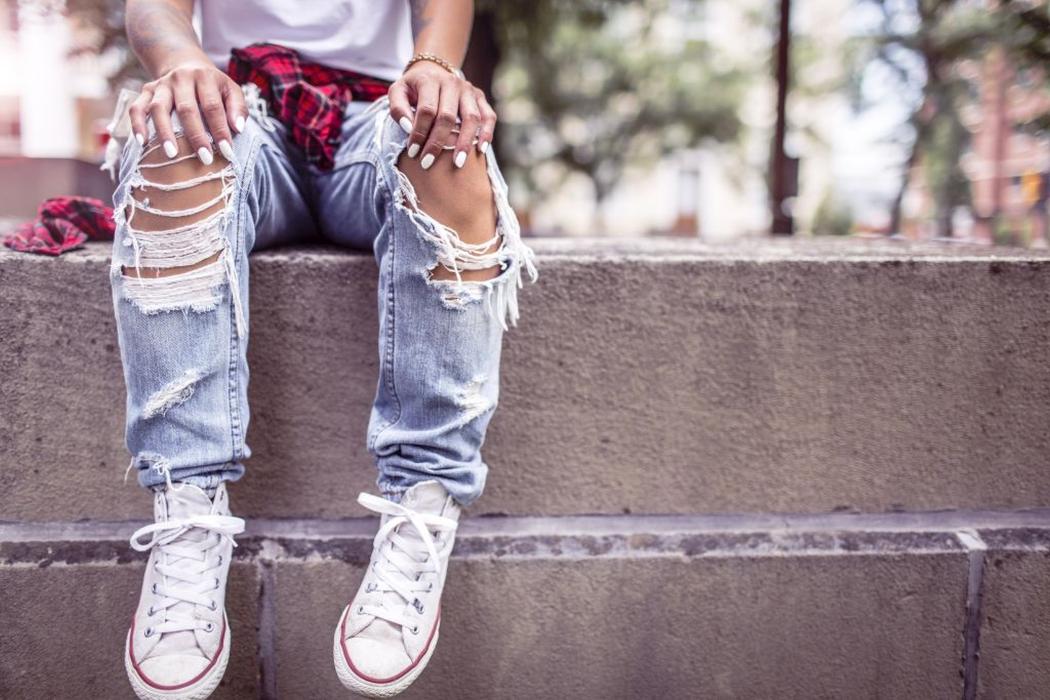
[389,135,537,327]
[118,135,236,313]
[126,135,229,237]
[397,149,501,282]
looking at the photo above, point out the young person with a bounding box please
[113,1,535,697]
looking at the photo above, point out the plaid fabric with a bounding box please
[228,42,392,171]
[3,196,114,256]
[3,43,389,256]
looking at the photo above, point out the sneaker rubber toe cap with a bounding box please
[344,637,413,682]
[136,654,211,688]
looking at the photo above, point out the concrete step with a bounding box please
[4,509,1049,698]
[4,238,1050,521]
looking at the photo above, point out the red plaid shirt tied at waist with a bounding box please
[228,42,392,171]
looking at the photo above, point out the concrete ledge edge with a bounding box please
[7,239,1050,265]
[5,508,1050,567]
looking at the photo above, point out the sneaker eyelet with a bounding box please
[413,599,425,614]
[357,605,365,615]
[144,627,154,638]
[427,583,433,592]
[214,577,220,589]
[205,622,215,632]
[410,625,420,635]
[147,607,155,616]
[217,555,223,565]
[151,583,158,594]
[209,600,218,611]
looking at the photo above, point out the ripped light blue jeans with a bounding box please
[109,96,536,507]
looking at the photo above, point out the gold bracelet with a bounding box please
[405,52,464,79]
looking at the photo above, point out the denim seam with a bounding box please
[368,161,403,452]
[252,142,274,239]
[226,134,263,461]
[109,136,145,278]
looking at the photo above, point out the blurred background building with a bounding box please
[0,0,1048,245]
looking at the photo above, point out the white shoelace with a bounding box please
[130,504,245,637]
[356,492,459,631]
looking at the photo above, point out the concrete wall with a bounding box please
[3,238,1050,697]
[5,512,1050,698]
[4,239,1050,520]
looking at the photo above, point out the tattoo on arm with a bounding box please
[126,1,198,61]
[409,0,433,38]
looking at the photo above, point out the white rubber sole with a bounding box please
[332,605,440,698]
[124,625,231,700]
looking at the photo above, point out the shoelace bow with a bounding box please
[130,504,245,637]
[356,492,458,630]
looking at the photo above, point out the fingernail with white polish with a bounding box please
[398,116,413,134]
[454,151,467,168]
[235,115,246,133]
[407,143,421,159]
[197,147,214,165]
[420,153,435,170]
[135,133,144,147]
[479,141,489,154]
[218,140,235,161]
[163,141,178,159]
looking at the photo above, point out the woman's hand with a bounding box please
[388,60,496,170]
[128,61,247,165]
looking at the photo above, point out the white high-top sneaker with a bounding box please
[334,480,461,697]
[124,482,245,700]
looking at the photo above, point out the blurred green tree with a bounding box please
[997,0,1050,134]
[63,0,745,225]
[853,0,1050,237]
[473,0,744,216]
[63,0,142,84]
[852,0,993,237]
[812,190,854,237]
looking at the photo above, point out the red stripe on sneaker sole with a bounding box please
[339,604,440,685]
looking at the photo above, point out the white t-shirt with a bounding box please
[196,0,413,81]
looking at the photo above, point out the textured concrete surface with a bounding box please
[275,549,967,698]
[5,239,1050,520]
[0,562,260,699]
[975,529,1050,699]
[7,511,1046,699]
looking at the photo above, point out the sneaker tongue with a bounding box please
[149,485,216,661]
[395,481,453,553]
[371,483,449,612]
[164,484,215,520]
[359,483,454,646]
[399,481,449,515]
